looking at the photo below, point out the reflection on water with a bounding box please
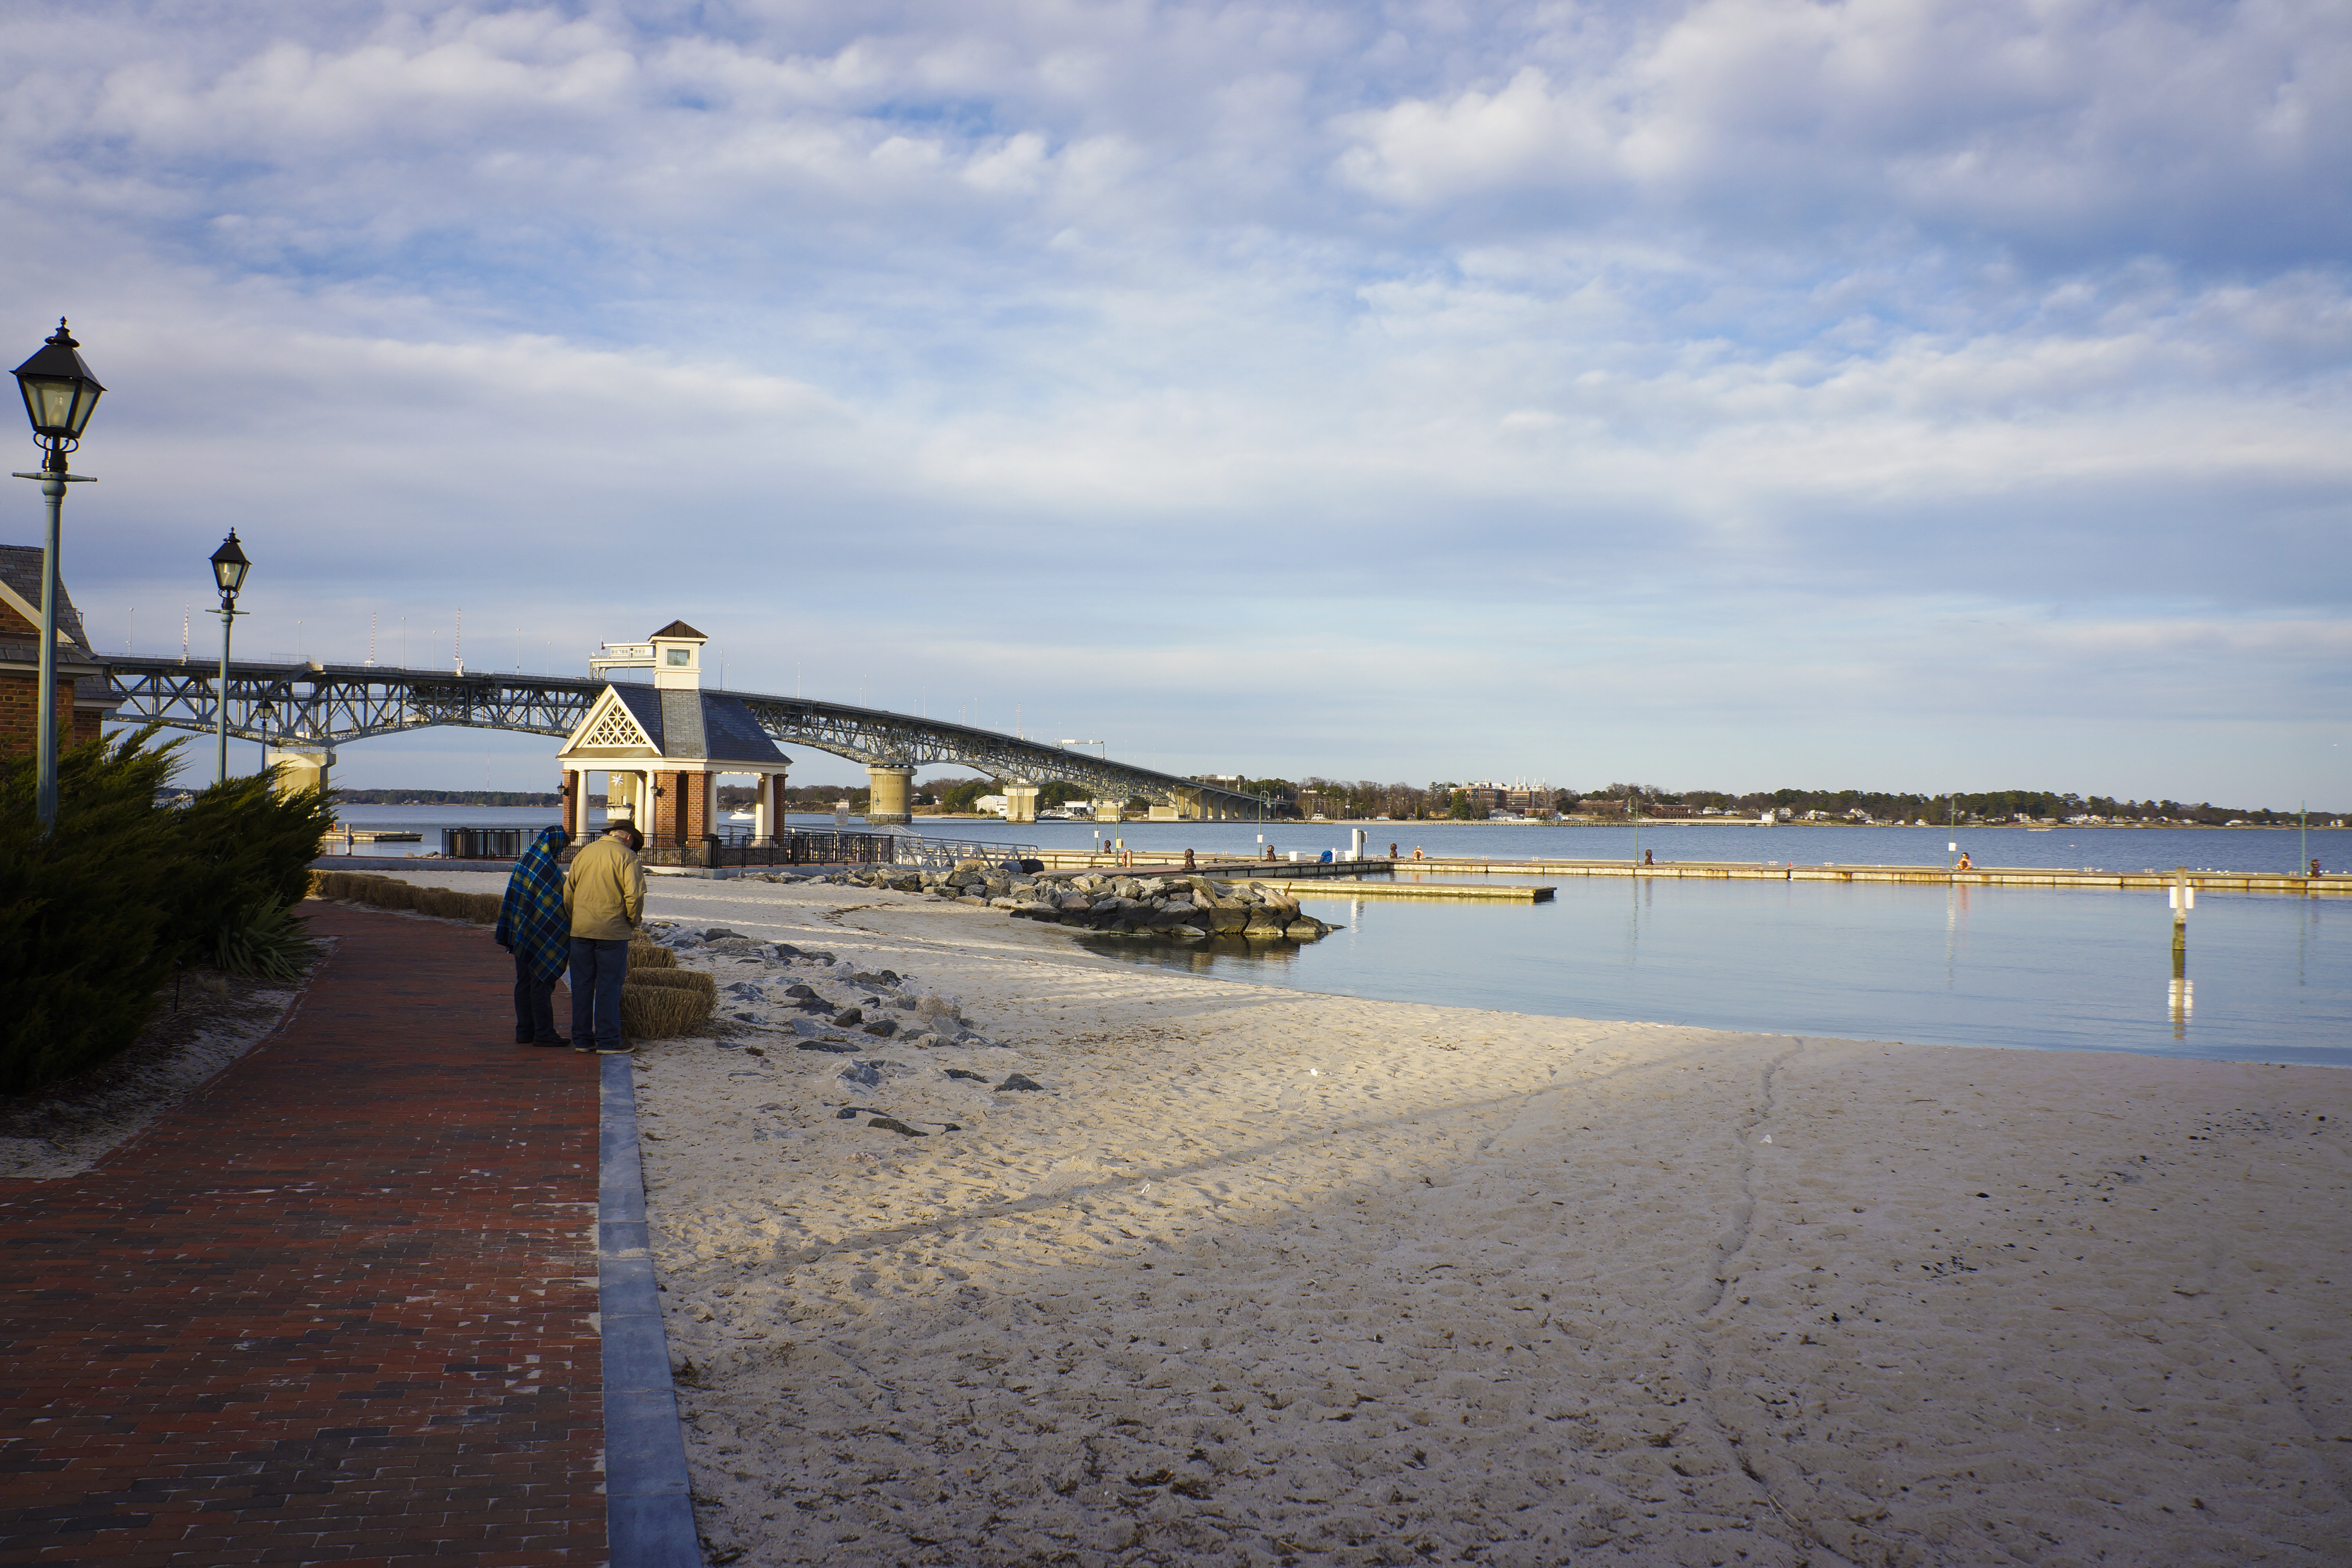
[1078,878,2346,1067]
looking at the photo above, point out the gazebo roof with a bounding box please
[560,682,787,769]
[648,619,707,641]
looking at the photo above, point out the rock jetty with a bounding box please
[769,860,1338,941]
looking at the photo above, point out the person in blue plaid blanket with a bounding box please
[495,826,573,1046]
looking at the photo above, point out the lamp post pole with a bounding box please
[210,532,251,784]
[10,319,104,833]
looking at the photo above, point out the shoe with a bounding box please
[595,1040,635,1054]
[533,1035,573,1047]
[514,1031,536,1044]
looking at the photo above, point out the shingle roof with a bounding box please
[0,544,91,652]
[648,620,706,641]
[601,683,783,766]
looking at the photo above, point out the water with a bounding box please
[896,818,2349,877]
[1077,877,2347,1068]
[325,807,2344,1064]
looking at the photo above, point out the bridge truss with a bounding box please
[100,655,1270,820]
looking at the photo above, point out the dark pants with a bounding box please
[570,937,630,1049]
[513,952,562,1042]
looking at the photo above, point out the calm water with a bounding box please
[1078,878,2347,1068]
[325,806,2344,1064]
[898,818,2349,876]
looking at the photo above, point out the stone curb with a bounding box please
[601,1053,702,1567]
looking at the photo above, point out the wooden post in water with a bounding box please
[2169,866,2192,1036]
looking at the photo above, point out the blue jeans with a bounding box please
[569,937,630,1049]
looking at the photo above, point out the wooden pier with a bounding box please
[1030,850,2348,897]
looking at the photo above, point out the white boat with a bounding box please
[727,810,755,822]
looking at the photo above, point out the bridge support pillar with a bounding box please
[866,764,914,824]
[1004,779,1039,824]
[265,746,334,799]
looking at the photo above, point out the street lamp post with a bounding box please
[210,532,251,784]
[10,319,104,832]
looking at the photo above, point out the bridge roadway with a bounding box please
[98,654,1270,821]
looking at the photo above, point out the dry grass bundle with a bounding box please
[628,942,677,970]
[621,982,711,1039]
[462,892,505,924]
[626,968,716,1003]
[364,880,415,910]
[411,887,465,919]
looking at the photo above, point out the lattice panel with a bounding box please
[581,702,650,749]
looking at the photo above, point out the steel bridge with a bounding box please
[99,655,1270,820]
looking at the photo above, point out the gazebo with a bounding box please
[555,621,791,848]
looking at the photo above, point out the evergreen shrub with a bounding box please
[0,727,332,1095]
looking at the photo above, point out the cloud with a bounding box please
[0,0,2343,800]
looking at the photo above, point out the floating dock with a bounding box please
[1265,877,1553,902]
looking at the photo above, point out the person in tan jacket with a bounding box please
[564,824,646,1053]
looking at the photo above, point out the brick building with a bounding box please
[0,544,117,762]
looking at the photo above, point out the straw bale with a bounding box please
[628,942,677,970]
[463,892,505,924]
[622,982,711,1039]
[365,880,415,911]
[627,968,717,1003]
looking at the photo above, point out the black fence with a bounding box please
[704,831,901,868]
[440,827,526,859]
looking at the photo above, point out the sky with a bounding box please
[5,0,2347,806]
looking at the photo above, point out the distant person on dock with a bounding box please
[1389,842,1399,858]
[565,824,647,1054]
[1642,849,1654,866]
[1955,851,1973,871]
[1183,848,1196,871]
[1412,847,1424,860]
[494,827,572,1047]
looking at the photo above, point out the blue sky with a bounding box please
[7,0,2347,804]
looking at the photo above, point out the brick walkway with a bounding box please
[0,903,606,1567]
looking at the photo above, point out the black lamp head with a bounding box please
[14,319,103,453]
[211,530,251,603]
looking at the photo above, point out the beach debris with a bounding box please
[835,1105,885,1118]
[996,1073,1046,1093]
[867,1116,928,1137]
[797,1040,859,1054]
[944,1069,989,1082]
[704,927,747,940]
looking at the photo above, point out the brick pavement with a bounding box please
[0,902,606,1567]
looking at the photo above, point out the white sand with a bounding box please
[391,869,2352,1565]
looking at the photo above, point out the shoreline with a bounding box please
[385,868,2351,1564]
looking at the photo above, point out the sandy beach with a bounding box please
[392,868,2351,1565]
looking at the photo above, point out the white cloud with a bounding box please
[0,0,2343,800]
